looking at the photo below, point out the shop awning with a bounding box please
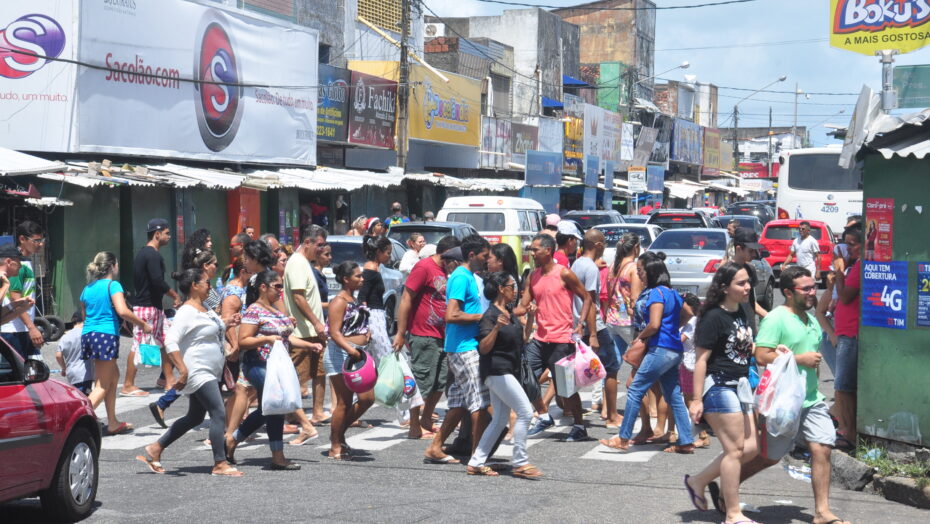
[149,163,245,189]
[0,147,66,176]
[541,96,563,109]
[665,181,704,200]
[708,181,750,197]
[405,172,524,192]
[562,75,589,87]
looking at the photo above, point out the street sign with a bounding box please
[830,0,930,56]
[894,64,930,108]
[628,166,647,192]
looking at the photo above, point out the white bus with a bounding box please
[775,146,863,238]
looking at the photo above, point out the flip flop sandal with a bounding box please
[512,465,544,479]
[664,445,696,454]
[106,422,134,436]
[708,481,725,515]
[683,474,708,512]
[407,431,436,440]
[269,462,301,471]
[328,453,353,461]
[598,438,631,451]
[423,455,460,465]
[149,403,167,428]
[289,431,320,446]
[211,467,244,477]
[136,454,166,474]
[466,465,499,476]
[119,389,150,397]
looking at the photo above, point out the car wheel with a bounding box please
[40,427,99,521]
[44,315,66,342]
[761,279,775,310]
[384,297,397,337]
[33,316,54,343]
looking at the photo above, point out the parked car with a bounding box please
[621,215,649,224]
[323,235,406,336]
[436,196,545,279]
[759,219,836,282]
[594,223,664,266]
[646,209,714,229]
[725,201,776,225]
[386,221,478,246]
[712,214,764,236]
[693,206,723,217]
[751,199,776,209]
[562,210,625,229]
[0,339,100,521]
[749,256,777,311]
[647,228,729,299]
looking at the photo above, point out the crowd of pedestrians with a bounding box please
[4,202,865,524]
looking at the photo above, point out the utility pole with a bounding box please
[626,66,637,119]
[878,49,898,114]
[732,105,739,171]
[768,106,773,178]
[396,0,411,171]
[792,83,798,148]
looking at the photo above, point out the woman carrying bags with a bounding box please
[80,252,152,436]
[467,272,542,479]
[137,269,243,477]
[683,263,759,522]
[324,261,374,461]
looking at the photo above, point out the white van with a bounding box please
[436,196,546,278]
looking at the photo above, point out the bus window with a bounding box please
[787,155,863,191]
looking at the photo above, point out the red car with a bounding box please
[0,338,100,520]
[760,219,836,281]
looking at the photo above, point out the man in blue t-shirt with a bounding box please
[424,235,491,465]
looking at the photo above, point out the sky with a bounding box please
[428,0,930,146]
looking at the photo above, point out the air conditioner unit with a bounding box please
[424,23,445,37]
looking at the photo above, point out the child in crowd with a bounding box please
[678,293,710,449]
[56,311,94,395]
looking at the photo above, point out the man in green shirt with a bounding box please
[1,221,45,358]
[736,266,849,524]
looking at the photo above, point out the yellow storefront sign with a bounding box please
[347,61,481,147]
[831,0,930,55]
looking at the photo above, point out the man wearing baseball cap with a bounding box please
[729,227,768,332]
[554,220,582,267]
[0,244,35,335]
[121,218,181,396]
[542,213,561,237]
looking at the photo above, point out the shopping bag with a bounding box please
[754,351,805,437]
[572,336,606,388]
[374,353,405,407]
[139,336,162,367]
[261,341,302,415]
[553,355,577,398]
[395,350,423,412]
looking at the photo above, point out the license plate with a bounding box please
[674,286,698,295]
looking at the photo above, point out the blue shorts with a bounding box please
[323,340,368,377]
[81,332,120,361]
[702,384,742,414]
[834,335,858,393]
[589,328,621,375]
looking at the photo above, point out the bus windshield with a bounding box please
[787,154,863,192]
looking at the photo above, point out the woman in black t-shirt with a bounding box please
[684,263,758,523]
[465,272,542,479]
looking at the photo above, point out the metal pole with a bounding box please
[768,106,773,178]
[733,105,739,171]
[792,83,798,148]
[396,0,411,171]
[877,50,898,114]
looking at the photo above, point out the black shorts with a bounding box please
[536,341,575,376]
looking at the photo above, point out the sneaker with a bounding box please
[527,417,555,437]
[563,426,590,442]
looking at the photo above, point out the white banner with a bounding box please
[77,0,318,164]
[583,103,605,164]
[0,1,77,152]
[537,117,563,154]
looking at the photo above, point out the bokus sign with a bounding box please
[830,0,930,55]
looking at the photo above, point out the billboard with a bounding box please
[671,118,703,165]
[538,117,563,154]
[650,114,674,169]
[525,150,563,186]
[318,64,350,143]
[78,0,318,164]
[831,0,930,56]
[563,94,584,175]
[583,103,605,163]
[479,117,511,170]
[511,123,538,166]
[348,70,396,149]
[620,122,635,168]
[603,110,623,165]
[0,1,76,152]
[702,127,721,176]
[647,165,665,193]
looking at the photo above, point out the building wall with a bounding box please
[859,154,930,446]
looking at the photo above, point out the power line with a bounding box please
[657,38,826,52]
[471,0,762,10]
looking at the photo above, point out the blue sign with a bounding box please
[646,165,665,193]
[917,263,930,327]
[582,186,597,211]
[862,261,908,330]
[525,150,563,186]
[604,161,615,190]
[584,155,599,187]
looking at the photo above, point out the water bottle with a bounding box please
[783,462,811,483]
[215,276,223,293]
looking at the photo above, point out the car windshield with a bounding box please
[649,214,705,229]
[445,212,505,232]
[566,213,616,229]
[651,231,727,251]
[598,226,654,248]
[763,225,824,240]
[387,228,453,245]
[328,242,365,265]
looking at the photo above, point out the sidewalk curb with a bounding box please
[831,450,875,491]
[831,450,930,510]
[872,476,930,510]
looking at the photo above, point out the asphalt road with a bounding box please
[3,291,927,523]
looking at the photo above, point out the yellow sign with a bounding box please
[347,61,481,147]
[830,0,930,55]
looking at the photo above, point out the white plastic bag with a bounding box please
[261,341,302,416]
[754,351,805,437]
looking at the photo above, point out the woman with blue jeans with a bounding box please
[599,251,694,452]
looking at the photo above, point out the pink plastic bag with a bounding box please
[572,336,606,388]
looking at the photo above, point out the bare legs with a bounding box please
[88,359,126,433]
[687,411,758,523]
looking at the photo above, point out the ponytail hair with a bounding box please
[483,271,513,301]
[191,249,216,270]
[363,234,391,262]
[86,251,118,283]
[246,268,279,306]
[171,268,205,297]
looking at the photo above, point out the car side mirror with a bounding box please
[24,358,50,384]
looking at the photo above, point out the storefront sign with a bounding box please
[479,117,512,170]
[537,117,563,154]
[702,127,721,176]
[525,150,563,186]
[563,94,584,175]
[647,165,665,193]
[650,114,674,169]
[0,1,76,152]
[348,70,396,149]
[317,64,350,142]
[632,127,658,168]
[866,197,894,262]
[510,123,538,166]
[862,260,908,329]
[584,155,600,187]
[671,118,703,165]
[604,162,615,189]
[830,0,930,56]
[409,65,480,146]
[917,262,930,327]
[628,166,647,193]
[78,0,318,164]
[603,110,623,164]
[619,122,635,170]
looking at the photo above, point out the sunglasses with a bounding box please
[28,237,45,244]
[271,283,284,290]
[792,285,817,293]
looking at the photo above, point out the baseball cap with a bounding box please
[545,213,561,227]
[557,220,582,240]
[733,227,762,250]
[423,211,435,220]
[147,218,170,233]
[440,246,464,262]
[0,243,26,261]
[419,244,437,259]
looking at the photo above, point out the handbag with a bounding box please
[139,335,162,367]
[622,338,647,368]
[518,344,540,402]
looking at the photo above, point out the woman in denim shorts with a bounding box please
[683,263,759,524]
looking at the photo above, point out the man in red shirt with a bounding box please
[392,236,462,439]
[554,221,581,267]
[831,226,861,447]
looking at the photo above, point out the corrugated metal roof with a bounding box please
[405,172,524,192]
[863,108,930,160]
[151,163,245,189]
[0,147,66,176]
